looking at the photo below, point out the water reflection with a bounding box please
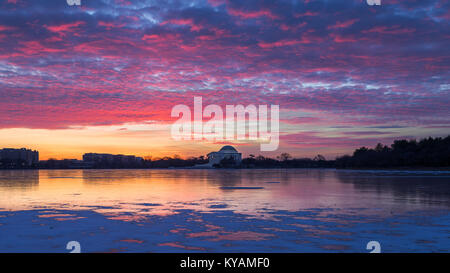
[0,169,449,252]
[335,170,450,206]
[0,169,449,214]
[0,170,39,191]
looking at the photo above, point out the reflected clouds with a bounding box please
[0,169,450,252]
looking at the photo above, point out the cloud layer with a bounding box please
[0,0,448,157]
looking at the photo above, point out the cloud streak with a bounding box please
[0,0,448,157]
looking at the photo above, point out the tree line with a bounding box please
[335,136,450,168]
[3,136,449,169]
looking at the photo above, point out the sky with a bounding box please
[0,0,449,160]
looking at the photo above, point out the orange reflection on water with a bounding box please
[1,169,449,220]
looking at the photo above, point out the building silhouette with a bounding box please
[83,153,143,167]
[0,148,39,167]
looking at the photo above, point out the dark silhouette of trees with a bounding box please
[314,154,326,161]
[240,154,334,168]
[279,153,292,161]
[4,136,449,170]
[335,136,450,168]
[145,156,208,168]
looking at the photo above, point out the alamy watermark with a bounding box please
[67,0,380,7]
[65,240,380,253]
[171,97,279,151]
[366,0,381,6]
[66,241,81,253]
[366,241,381,253]
[67,0,81,6]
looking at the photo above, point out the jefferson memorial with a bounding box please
[207,145,242,166]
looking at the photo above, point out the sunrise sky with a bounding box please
[0,0,449,160]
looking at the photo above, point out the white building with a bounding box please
[207,145,242,166]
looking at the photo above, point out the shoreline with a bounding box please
[1,167,450,172]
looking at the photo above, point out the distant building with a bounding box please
[207,145,242,166]
[83,153,144,166]
[0,148,39,166]
[39,159,95,169]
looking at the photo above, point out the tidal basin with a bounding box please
[0,169,449,252]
